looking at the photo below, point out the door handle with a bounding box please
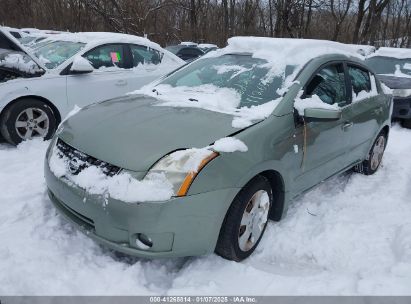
[115,80,127,86]
[342,121,353,131]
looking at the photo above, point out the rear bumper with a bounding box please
[44,159,238,258]
[392,97,411,120]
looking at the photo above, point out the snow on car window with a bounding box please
[158,54,289,108]
[34,41,86,69]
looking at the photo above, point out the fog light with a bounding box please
[136,233,153,250]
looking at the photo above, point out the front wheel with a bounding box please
[355,132,387,175]
[215,175,273,261]
[0,99,57,145]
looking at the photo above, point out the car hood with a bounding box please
[0,27,46,71]
[58,95,241,172]
[377,74,411,89]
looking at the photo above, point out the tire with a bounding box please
[0,98,57,145]
[401,119,411,129]
[215,175,273,262]
[355,131,387,175]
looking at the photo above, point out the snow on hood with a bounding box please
[49,131,247,203]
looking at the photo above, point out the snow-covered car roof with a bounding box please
[198,43,217,49]
[206,37,363,67]
[368,47,411,59]
[346,44,376,56]
[42,32,163,52]
[180,41,198,46]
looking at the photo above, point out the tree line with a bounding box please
[1,0,410,48]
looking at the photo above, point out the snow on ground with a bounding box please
[0,125,411,295]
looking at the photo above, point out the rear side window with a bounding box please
[84,44,126,69]
[305,64,347,106]
[348,65,371,94]
[178,48,203,60]
[130,45,162,67]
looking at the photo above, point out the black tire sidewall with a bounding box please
[0,99,57,145]
[217,175,273,261]
[363,133,387,175]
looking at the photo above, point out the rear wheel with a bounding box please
[0,99,57,145]
[215,175,272,261]
[355,132,387,175]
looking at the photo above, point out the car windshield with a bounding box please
[366,56,411,77]
[158,54,289,108]
[34,40,86,69]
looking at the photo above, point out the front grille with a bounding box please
[56,139,121,177]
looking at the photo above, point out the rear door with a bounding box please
[66,43,133,108]
[294,62,353,192]
[344,64,384,162]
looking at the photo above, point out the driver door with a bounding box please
[66,44,132,109]
[293,62,353,193]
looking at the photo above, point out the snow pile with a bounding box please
[70,56,93,72]
[0,53,42,74]
[369,47,411,59]
[394,64,411,78]
[143,84,242,111]
[352,75,379,102]
[48,145,174,204]
[381,82,393,94]
[214,64,252,79]
[294,92,339,116]
[212,137,248,153]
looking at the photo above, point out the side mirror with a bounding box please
[70,56,94,74]
[303,107,342,121]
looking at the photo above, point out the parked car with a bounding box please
[0,29,184,145]
[2,27,27,39]
[198,43,218,53]
[166,44,205,62]
[365,47,411,128]
[45,37,391,261]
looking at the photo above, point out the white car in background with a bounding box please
[0,28,184,145]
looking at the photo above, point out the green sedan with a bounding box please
[44,38,392,261]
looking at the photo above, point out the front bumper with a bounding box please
[392,97,411,120]
[44,160,239,258]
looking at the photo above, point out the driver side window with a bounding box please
[83,44,126,69]
[306,64,347,106]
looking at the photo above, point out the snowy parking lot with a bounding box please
[0,125,410,295]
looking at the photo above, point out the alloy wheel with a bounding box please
[370,135,386,171]
[238,190,270,252]
[15,107,50,140]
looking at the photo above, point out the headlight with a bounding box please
[392,89,411,98]
[144,149,218,197]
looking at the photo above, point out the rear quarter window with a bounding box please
[348,66,371,94]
